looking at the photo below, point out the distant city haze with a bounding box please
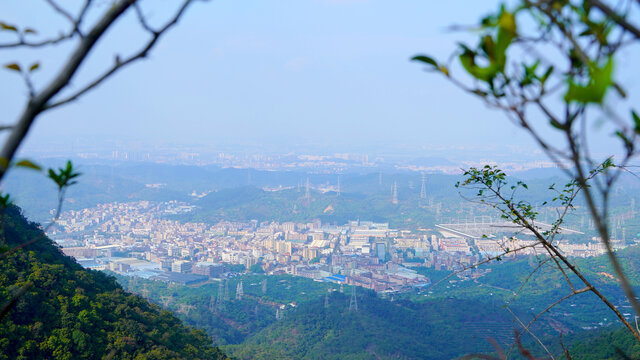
[3,1,638,160]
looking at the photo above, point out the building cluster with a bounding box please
[435,221,633,258]
[50,201,634,292]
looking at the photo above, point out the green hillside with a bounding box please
[119,248,640,359]
[0,206,229,360]
[566,326,640,359]
[183,186,440,228]
[224,291,526,360]
[121,273,552,360]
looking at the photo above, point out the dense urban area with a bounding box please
[50,199,635,293]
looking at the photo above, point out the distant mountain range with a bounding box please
[3,161,640,232]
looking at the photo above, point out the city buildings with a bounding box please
[49,200,635,293]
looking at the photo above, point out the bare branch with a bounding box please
[507,256,554,304]
[44,0,76,26]
[0,0,136,183]
[467,166,640,341]
[505,307,554,359]
[427,242,542,292]
[522,286,591,334]
[565,129,640,320]
[45,0,196,111]
[0,0,198,182]
[0,33,75,49]
[134,2,159,35]
[588,0,640,39]
[0,0,91,48]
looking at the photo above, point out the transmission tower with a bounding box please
[420,174,427,199]
[160,295,173,308]
[224,279,230,301]
[324,293,329,309]
[128,276,136,292]
[177,304,195,316]
[261,279,267,294]
[216,281,225,310]
[339,283,344,293]
[276,307,283,320]
[349,286,358,312]
[141,283,150,299]
[236,281,244,300]
[337,176,341,196]
[392,181,398,204]
[209,296,216,312]
[305,178,311,206]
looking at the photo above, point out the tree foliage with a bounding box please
[414,0,640,344]
[0,206,229,360]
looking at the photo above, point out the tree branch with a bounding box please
[45,0,196,111]
[44,0,76,26]
[0,0,136,183]
[565,127,640,322]
[588,0,640,39]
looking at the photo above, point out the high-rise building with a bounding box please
[376,242,386,262]
[171,260,192,273]
[392,181,398,204]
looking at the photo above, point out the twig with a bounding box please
[45,0,196,110]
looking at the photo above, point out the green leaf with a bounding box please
[564,57,614,104]
[15,159,42,171]
[29,62,39,72]
[4,63,21,72]
[602,157,615,169]
[632,110,640,134]
[411,55,438,68]
[550,119,564,130]
[615,131,633,153]
[459,46,499,82]
[498,10,517,37]
[493,9,516,68]
[48,161,81,190]
[540,66,554,84]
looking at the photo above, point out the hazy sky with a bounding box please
[1,1,639,158]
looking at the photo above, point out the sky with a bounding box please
[1,0,639,160]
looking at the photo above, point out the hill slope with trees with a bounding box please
[0,206,229,360]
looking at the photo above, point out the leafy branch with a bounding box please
[414,0,640,341]
[457,165,640,343]
[0,0,204,182]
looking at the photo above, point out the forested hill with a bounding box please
[0,206,229,360]
[224,291,523,360]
